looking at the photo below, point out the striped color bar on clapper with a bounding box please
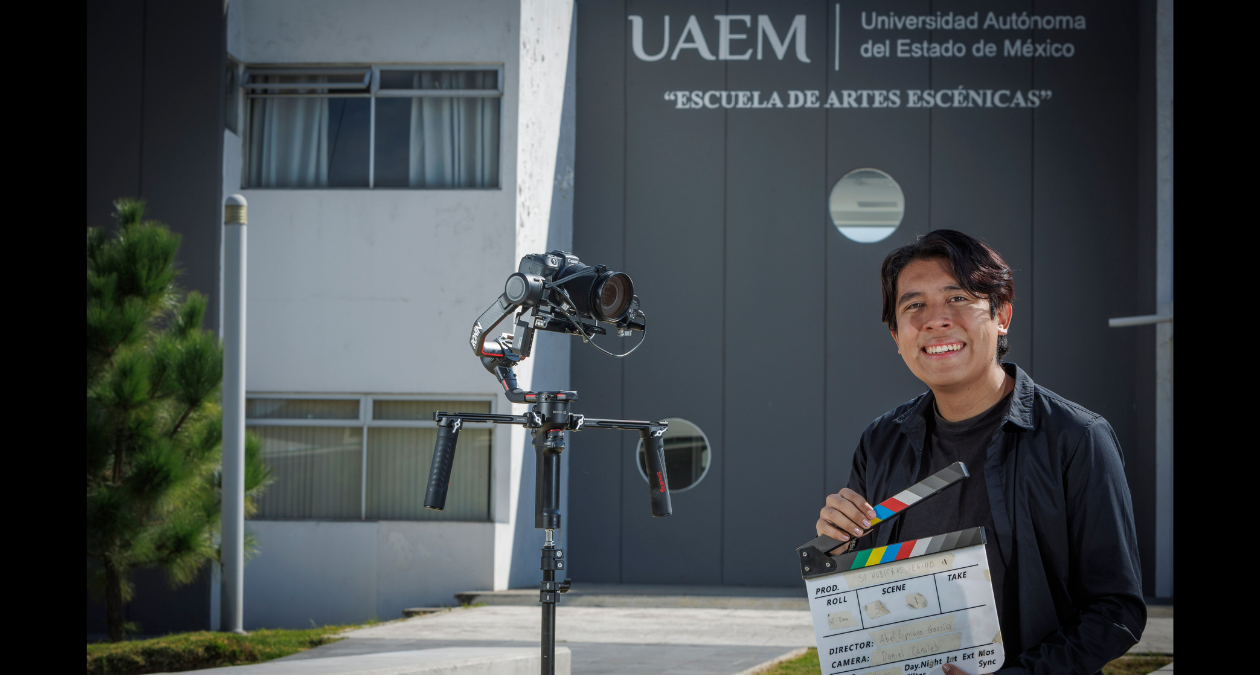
[847,527,985,570]
[868,461,969,526]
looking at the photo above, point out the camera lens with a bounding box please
[596,272,632,321]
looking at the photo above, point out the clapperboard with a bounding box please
[797,463,1005,675]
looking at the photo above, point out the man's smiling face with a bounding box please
[891,257,1011,390]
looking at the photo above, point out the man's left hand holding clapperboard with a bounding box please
[797,462,1004,675]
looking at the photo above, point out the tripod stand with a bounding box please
[423,390,671,675]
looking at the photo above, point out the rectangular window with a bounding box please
[242,66,501,189]
[253,425,364,519]
[247,396,493,521]
[225,60,241,134]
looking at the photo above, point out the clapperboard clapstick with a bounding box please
[802,461,969,563]
[869,461,969,526]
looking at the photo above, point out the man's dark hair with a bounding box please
[880,229,1015,361]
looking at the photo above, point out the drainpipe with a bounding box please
[221,194,248,632]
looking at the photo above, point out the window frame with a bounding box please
[245,393,497,521]
[241,64,505,190]
[225,57,243,135]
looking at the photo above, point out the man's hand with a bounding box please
[817,488,878,553]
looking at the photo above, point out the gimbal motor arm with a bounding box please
[469,274,611,403]
[468,290,533,403]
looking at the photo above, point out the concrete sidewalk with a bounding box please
[347,606,814,647]
[1129,618,1173,655]
[454,584,808,610]
[281,640,801,675]
[263,606,812,675]
[1129,605,1174,655]
[177,600,1171,674]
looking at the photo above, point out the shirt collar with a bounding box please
[1002,362,1036,431]
[896,361,1037,447]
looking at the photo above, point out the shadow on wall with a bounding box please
[507,2,579,590]
[87,566,213,637]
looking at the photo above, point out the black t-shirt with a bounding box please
[898,392,1012,630]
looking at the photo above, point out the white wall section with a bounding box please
[503,0,577,590]
[244,521,496,627]
[223,0,578,626]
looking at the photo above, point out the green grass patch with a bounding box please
[1103,654,1173,675]
[86,625,354,675]
[761,647,821,675]
[761,649,1172,675]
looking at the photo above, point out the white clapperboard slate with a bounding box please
[796,462,1004,675]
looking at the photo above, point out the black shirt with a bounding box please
[898,391,1012,640]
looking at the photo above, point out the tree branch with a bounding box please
[169,400,199,439]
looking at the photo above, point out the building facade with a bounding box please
[564,0,1170,596]
[87,0,1170,635]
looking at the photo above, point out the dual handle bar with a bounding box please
[422,408,673,519]
[420,395,668,675]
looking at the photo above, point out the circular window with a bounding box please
[829,168,905,243]
[636,418,711,492]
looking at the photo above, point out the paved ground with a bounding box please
[1130,617,1174,655]
[179,595,1171,674]
[280,639,797,675]
[268,606,811,675]
[454,584,808,610]
[348,607,814,647]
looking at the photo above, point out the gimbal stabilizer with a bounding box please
[422,251,673,675]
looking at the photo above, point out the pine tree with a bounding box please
[87,199,271,642]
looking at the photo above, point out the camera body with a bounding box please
[510,250,644,330]
[470,250,647,402]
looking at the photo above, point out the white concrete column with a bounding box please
[221,194,248,632]
[501,0,577,590]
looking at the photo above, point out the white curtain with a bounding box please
[251,426,363,520]
[249,97,330,188]
[406,72,499,188]
[366,427,491,521]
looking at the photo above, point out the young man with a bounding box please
[816,230,1145,675]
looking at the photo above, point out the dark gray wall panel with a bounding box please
[824,0,933,499]
[929,0,1034,374]
[1130,0,1158,597]
[86,0,225,330]
[573,0,1156,591]
[126,567,212,635]
[720,0,828,586]
[86,0,145,232]
[569,0,629,583]
[619,0,728,585]
[87,565,212,636]
[1032,0,1142,563]
[139,0,227,329]
[87,0,225,635]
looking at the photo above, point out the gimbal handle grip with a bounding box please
[640,427,673,517]
[424,418,462,511]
